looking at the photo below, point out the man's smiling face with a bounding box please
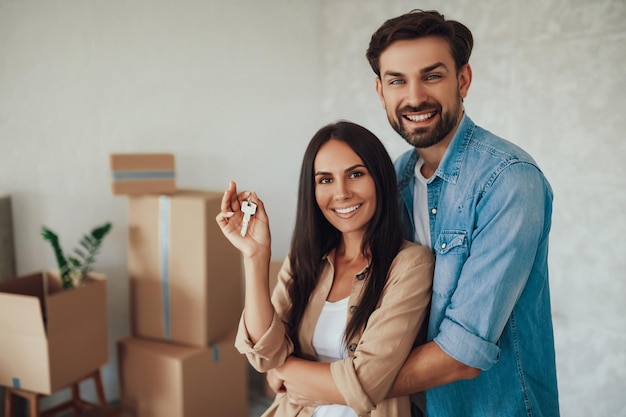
[375,36,471,149]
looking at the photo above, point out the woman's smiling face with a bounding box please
[314,139,376,237]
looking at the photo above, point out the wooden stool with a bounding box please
[3,369,107,417]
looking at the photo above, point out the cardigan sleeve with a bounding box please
[234,256,295,372]
[330,242,434,415]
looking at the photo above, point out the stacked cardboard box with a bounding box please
[110,153,176,196]
[0,193,16,281]
[118,331,247,417]
[111,154,248,417]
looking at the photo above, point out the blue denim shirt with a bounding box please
[395,114,559,416]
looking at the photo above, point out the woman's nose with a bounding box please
[332,180,351,200]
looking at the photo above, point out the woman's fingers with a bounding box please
[218,182,269,242]
[220,181,234,212]
[229,181,242,212]
[247,192,268,223]
[221,180,243,213]
[215,210,235,224]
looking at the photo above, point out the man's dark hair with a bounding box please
[366,9,474,76]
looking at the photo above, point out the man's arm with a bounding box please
[388,341,481,397]
[269,341,481,406]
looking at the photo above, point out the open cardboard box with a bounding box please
[0,271,108,395]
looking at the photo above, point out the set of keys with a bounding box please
[240,197,257,237]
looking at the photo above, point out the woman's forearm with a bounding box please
[242,252,274,343]
[277,357,346,405]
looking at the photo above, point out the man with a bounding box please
[366,9,559,416]
[268,9,559,417]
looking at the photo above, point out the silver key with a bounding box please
[240,197,257,237]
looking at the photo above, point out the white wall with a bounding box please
[1,1,624,415]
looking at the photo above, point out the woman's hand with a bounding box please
[215,180,271,259]
[275,357,339,407]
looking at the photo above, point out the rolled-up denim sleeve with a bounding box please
[433,162,552,370]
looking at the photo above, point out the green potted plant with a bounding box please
[41,222,112,289]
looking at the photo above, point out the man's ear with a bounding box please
[375,77,386,109]
[459,64,472,99]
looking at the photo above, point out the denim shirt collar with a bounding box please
[397,113,475,190]
[435,113,475,185]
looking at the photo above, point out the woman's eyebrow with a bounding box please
[315,164,366,176]
[344,164,367,173]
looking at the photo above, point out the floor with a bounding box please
[4,379,272,417]
[2,367,274,417]
[247,367,274,417]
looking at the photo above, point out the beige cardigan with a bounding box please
[235,240,434,417]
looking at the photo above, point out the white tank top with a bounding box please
[311,297,357,417]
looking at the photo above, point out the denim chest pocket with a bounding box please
[432,231,469,297]
[434,231,468,255]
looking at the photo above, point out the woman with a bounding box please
[216,121,433,417]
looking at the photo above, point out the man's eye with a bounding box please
[389,79,405,85]
[425,74,442,81]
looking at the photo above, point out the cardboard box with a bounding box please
[0,272,108,394]
[128,190,243,347]
[110,153,176,195]
[118,332,248,417]
[0,193,16,281]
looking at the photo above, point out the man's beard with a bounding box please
[389,99,462,149]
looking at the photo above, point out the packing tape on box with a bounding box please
[113,170,175,181]
[212,345,220,363]
[12,377,20,389]
[159,195,172,340]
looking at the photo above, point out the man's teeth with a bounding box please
[335,204,360,214]
[406,112,435,122]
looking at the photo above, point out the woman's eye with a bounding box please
[349,171,364,179]
[319,177,331,184]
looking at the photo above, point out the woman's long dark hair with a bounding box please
[287,121,404,357]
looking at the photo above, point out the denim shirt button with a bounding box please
[431,208,437,214]
[441,242,447,249]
